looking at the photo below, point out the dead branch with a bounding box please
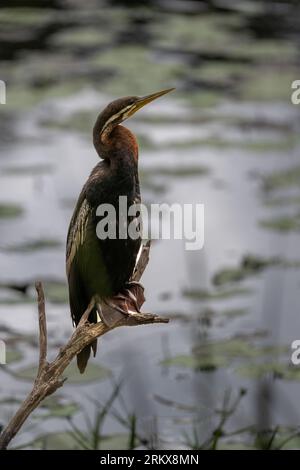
[0,242,168,450]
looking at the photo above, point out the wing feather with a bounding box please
[66,197,91,276]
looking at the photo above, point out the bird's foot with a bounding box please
[96,299,129,328]
[96,282,146,328]
[123,281,145,312]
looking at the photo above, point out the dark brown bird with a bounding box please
[66,88,174,373]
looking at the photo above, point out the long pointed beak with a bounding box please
[129,88,175,116]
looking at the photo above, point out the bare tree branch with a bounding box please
[0,243,169,450]
[36,282,47,378]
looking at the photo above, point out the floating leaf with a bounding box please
[0,349,23,365]
[218,441,255,450]
[262,166,300,192]
[162,339,288,373]
[220,308,248,319]
[30,432,86,450]
[3,238,62,253]
[236,362,300,381]
[145,166,209,178]
[99,434,131,450]
[182,287,252,301]
[16,360,111,384]
[259,214,300,233]
[213,255,281,286]
[37,402,79,419]
[29,431,130,450]
[0,203,24,218]
[43,281,69,304]
[161,354,227,371]
[2,164,53,176]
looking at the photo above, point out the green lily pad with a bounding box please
[162,339,288,372]
[182,287,252,301]
[152,13,241,53]
[160,135,297,152]
[50,27,109,49]
[1,164,54,176]
[263,195,300,208]
[15,360,111,384]
[37,399,79,419]
[0,296,35,305]
[240,68,297,102]
[0,280,68,304]
[220,308,248,319]
[43,281,69,304]
[100,434,132,450]
[161,354,227,371]
[29,431,130,450]
[41,110,94,134]
[91,46,179,97]
[193,339,287,360]
[30,431,85,450]
[212,255,281,286]
[0,203,24,218]
[259,214,300,233]
[218,441,255,450]
[0,397,22,406]
[3,238,62,253]
[236,362,300,381]
[273,431,300,450]
[262,166,300,192]
[0,349,23,365]
[0,8,56,26]
[145,166,209,178]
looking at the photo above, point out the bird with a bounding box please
[66,88,174,373]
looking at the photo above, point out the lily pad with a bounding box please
[41,110,94,134]
[43,281,69,304]
[0,349,23,365]
[37,397,79,419]
[161,354,227,371]
[259,214,300,233]
[262,166,300,192]
[162,339,288,373]
[145,165,209,178]
[29,431,130,450]
[182,287,252,301]
[50,27,109,49]
[100,434,132,450]
[193,339,287,360]
[3,238,62,253]
[236,362,300,381]
[0,203,24,218]
[218,441,255,450]
[15,360,111,384]
[30,431,85,450]
[263,195,300,208]
[0,8,57,27]
[273,430,300,450]
[240,68,297,101]
[1,164,54,176]
[91,46,180,97]
[212,254,281,286]
[220,308,248,319]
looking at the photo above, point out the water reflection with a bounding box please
[0,0,300,449]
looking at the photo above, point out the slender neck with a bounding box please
[93,124,138,167]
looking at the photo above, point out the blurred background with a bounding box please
[0,0,300,450]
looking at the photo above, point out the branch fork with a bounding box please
[0,241,168,450]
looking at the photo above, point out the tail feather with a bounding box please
[77,340,97,374]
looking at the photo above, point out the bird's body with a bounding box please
[66,89,174,372]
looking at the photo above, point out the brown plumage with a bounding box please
[66,89,174,372]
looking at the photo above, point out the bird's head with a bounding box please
[93,88,175,155]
